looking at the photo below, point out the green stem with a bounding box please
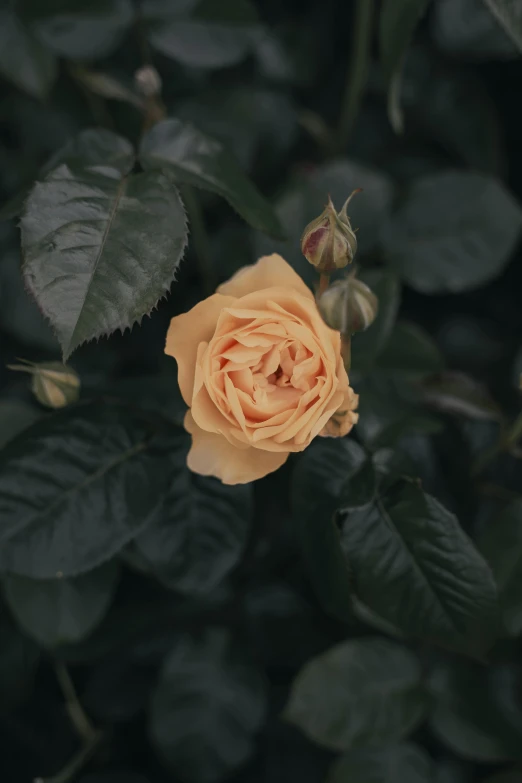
[54,662,97,743]
[182,186,215,295]
[317,273,331,297]
[334,0,374,154]
[34,731,102,783]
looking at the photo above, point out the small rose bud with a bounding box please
[134,65,162,98]
[300,191,360,273]
[8,360,80,409]
[317,274,378,336]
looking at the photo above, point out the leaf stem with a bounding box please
[334,0,375,154]
[182,186,215,295]
[54,662,97,743]
[34,730,102,783]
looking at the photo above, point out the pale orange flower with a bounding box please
[165,254,358,484]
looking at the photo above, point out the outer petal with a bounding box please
[217,254,314,302]
[165,293,236,404]
[184,411,289,484]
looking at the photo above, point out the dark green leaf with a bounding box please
[44,128,135,176]
[139,118,283,238]
[177,88,297,170]
[0,402,175,579]
[381,172,522,293]
[0,401,41,449]
[479,499,522,636]
[21,161,187,359]
[379,0,431,132]
[148,0,261,69]
[0,9,57,100]
[327,743,433,783]
[135,433,252,595]
[376,322,444,378]
[0,612,39,713]
[429,659,522,761]
[339,479,499,651]
[150,629,267,783]
[26,0,134,60]
[284,637,427,752]
[291,438,367,622]
[351,270,401,374]
[434,0,518,59]
[484,0,522,51]
[421,372,502,421]
[2,561,120,648]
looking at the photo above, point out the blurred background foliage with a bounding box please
[1,1,522,782]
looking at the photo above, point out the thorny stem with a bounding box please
[334,0,375,153]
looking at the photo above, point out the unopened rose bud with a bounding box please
[300,191,360,273]
[317,274,378,336]
[134,65,162,98]
[8,360,80,409]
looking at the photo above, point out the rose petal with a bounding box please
[165,294,236,404]
[217,254,314,302]
[184,411,289,484]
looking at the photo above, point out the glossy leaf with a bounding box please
[381,172,522,293]
[135,433,252,595]
[148,0,261,69]
[44,128,135,176]
[3,561,120,648]
[484,0,522,52]
[25,0,134,60]
[21,158,188,359]
[479,499,522,636]
[0,401,41,449]
[0,242,59,351]
[327,743,433,783]
[379,0,431,131]
[139,118,283,238]
[0,402,175,579]
[0,9,57,100]
[150,629,267,782]
[339,479,500,652]
[284,637,427,752]
[291,438,367,622]
[430,659,522,761]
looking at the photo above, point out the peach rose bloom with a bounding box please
[165,254,358,484]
